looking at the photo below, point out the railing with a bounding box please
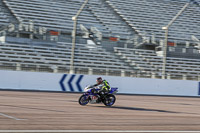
[0,63,199,81]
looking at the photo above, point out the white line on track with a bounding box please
[0,113,26,120]
[0,130,199,133]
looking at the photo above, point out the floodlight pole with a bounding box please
[70,0,89,74]
[161,2,189,79]
[161,26,168,79]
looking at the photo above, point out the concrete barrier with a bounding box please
[0,70,199,96]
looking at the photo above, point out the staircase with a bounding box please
[113,47,160,76]
[88,0,137,39]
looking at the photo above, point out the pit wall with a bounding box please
[0,70,199,97]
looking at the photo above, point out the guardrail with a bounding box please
[0,63,199,81]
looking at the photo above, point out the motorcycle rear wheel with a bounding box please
[103,94,116,106]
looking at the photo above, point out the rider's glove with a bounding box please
[91,89,96,93]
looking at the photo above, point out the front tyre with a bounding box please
[103,94,116,106]
[79,95,89,105]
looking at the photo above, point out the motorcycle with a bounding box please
[78,86,118,106]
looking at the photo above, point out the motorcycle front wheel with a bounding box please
[78,95,89,105]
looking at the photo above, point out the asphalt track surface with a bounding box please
[0,90,200,132]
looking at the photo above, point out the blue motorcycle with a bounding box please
[78,86,118,106]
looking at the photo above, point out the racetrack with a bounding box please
[0,90,200,132]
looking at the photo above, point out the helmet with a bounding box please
[96,77,103,85]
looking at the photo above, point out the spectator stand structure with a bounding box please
[0,0,200,81]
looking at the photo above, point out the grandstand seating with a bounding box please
[167,46,200,59]
[114,47,200,80]
[0,12,9,25]
[3,0,142,40]
[2,0,200,43]
[2,0,110,34]
[0,0,18,26]
[3,0,200,43]
[108,0,200,43]
[0,0,200,80]
[0,40,133,76]
[0,1,10,26]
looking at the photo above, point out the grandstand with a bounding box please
[0,0,200,81]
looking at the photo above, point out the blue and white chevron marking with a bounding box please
[59,74,84,92]
[198,82,200,95]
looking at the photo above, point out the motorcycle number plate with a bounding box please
[92,96,97,100]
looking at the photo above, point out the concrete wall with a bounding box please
[0,70,199,96]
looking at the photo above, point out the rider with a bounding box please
[90,77,110,98]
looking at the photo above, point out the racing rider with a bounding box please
[90,77,110,98]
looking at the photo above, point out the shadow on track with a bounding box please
[93,105,178,114]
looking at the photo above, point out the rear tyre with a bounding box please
[103,94,116,106]
[79,95,89,105]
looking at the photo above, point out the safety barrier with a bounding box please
[0,70,199,96]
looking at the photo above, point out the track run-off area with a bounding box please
[0,90,200,132]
